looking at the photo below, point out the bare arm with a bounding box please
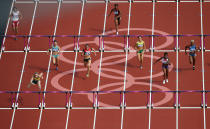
[134,43,137,50]
[92,48,96,56]
[30,77,33,83]
[58,46,61,52]
[154,57,162,64]
[39,73,44,79]
[108,9,114,17]
[185,45,190,54]
[81,50,84,56]
[168,59,171,65]
[144,41,146,51]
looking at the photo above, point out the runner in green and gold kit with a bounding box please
[134,36,146,69]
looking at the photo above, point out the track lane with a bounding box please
[4,3,35,51]
[178,3,204,129]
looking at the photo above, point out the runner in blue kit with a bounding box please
[49,40,60,71]
[154,52,171,84]
[81,44,96,77]
[185,40,197,70]
[108,4,121,35]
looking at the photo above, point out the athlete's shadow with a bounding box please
[137,79,163,85]
[106,27,115,32]
[89,28,103,34]
[207,63,210,67]
[89,27,114,33]
[173,67,193,72]
[27,65,47,72]
[8,96,24,106]
[75,71,85,80]
[116,62,138,68]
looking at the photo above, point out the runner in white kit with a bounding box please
[154,52,171,84]
[10,7,22,40]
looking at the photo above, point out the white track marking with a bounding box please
[37,2,61,129]
[0,0,15,60]
[92,1,108,129]
[148,1,155,129]
[176,2,179,129]
[120,2,132,129]
[176,1,179,129]
[200,1,206,129]
[9,2,38,129]
[65,2,85,129]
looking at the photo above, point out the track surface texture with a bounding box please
[0,0,210,129]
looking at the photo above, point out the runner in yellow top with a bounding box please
[134,36,146,69]
[27,72,43,90]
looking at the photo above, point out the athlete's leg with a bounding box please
[189,55,193,64]
[55,57,58,70]
[12,22,15,33]
[162,68,166,84]
[140,52,144,68]
[14,22,19,40]
[166,68,169,82]
[27,81,35,88]
[115,19,118,34]
[38,81,41,90]
[15,26,18,34]
[192,56,196,70]
[137,53,141,62]
[192,56,196,66]
[86,60,91,77]
[27,82,32,88]
[52,56,56,65]
[56,57,58,66]
[84,60,87,67]
[118,17,121,25]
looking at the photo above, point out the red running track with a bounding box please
[0,1,210,129]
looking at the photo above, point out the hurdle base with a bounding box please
[1,46,5,52]
[174,104,180,109]
[38,102,46,109]
[201,104,207,108]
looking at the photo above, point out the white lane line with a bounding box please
[0,0,15,60]
[176,1,179,129]
[9,2,38,129]
[148,1,155,129]
[200,1,206,129]
[92,1,108,129]
[37,2,62,129]
[120,2,132,129]
[65,1,85,129]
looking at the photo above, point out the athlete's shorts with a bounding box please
[162,64,168,69]
[137,49,144,54]
[116,17,121,21]
[32,80,38,85]
[84,58,91,62]
[53,54,59,58]
[189,53,196,57]
[12,20,19,28]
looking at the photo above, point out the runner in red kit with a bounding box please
[81,44,96,77]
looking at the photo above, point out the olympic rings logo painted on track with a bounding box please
[51,28,174,107]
